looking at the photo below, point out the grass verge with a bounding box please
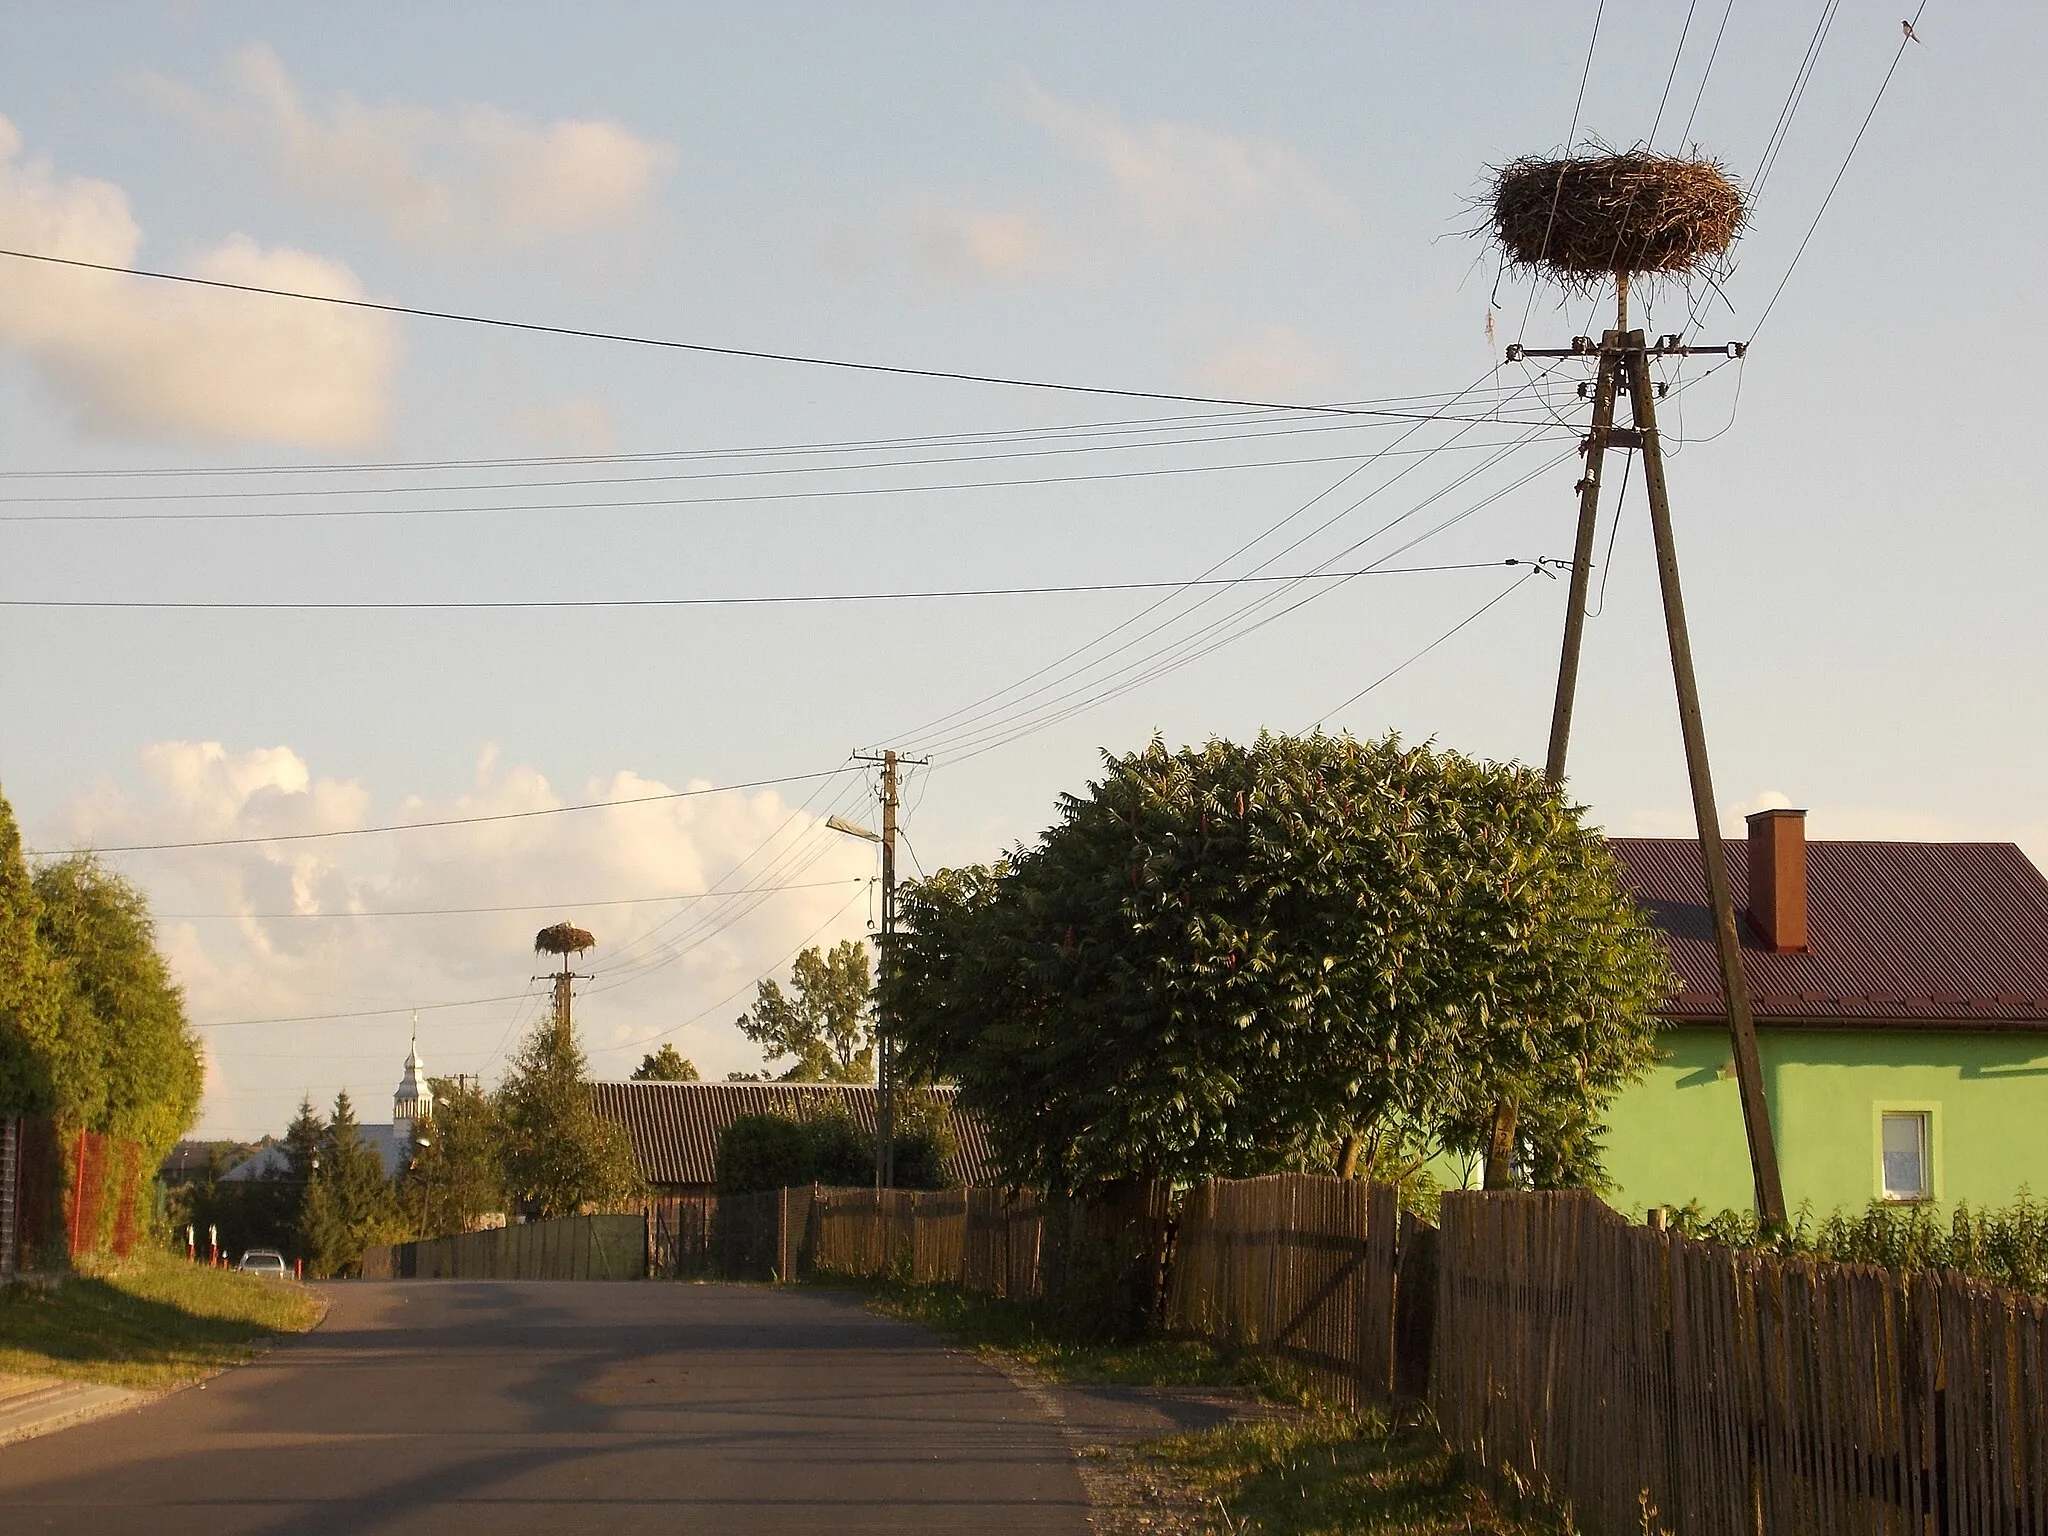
[0,1249,326,1390]
[812,1275,1565,1535]
[1151,1407,1568,1535]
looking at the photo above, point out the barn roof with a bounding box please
[587,1080,996,1188]
[1610,838,2048,1028]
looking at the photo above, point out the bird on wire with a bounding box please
[1902,20,1921,43]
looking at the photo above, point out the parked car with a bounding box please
[236,1249,290,1277]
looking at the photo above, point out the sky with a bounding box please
[1,3,2040,1138]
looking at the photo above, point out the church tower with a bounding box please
[394,1023,433,1146]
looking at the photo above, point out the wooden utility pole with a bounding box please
[1507,318,1787,1225]
[852,748,927,1190]
[1486,325,1626,1191]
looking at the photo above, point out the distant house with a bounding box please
[588,1080,996,1197]
[1600,809,2048,1215]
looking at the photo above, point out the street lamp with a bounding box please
[824,813,891,1190]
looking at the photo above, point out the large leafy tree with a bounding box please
[498,1011,643,1218]
[631,1043,700,1081]
[401,1077,507,1237]
[33,854,203,1160]
[735,941,874,1082]
[888,732,1671,1193]
[0,787,63,1118]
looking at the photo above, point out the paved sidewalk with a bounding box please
[0,1374,145,1446]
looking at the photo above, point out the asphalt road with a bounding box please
[0,1281,1094,1534]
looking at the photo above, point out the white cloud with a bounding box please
[56,742,878,1136]
[1192,323,1338,399]
[0,116,395,446]
[153,44,675,246]
[911,206,1049,280]
[507,397,617,454]
[1015,77,1357,237]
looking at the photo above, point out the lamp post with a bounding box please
[825,813,888,1189]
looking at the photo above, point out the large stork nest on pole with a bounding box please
[534,922,595,957]
[1487,149,1746,291]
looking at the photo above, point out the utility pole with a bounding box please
[850,748,928,1190]
[1507,307,1788,1225]
[531,958,591,1044]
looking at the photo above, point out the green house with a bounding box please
[1599,810,2048,1217]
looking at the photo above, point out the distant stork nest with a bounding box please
[1487,149,1746,290]
[534,923,595,957]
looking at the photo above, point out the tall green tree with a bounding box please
[735,941,874,1082]
[0,786,63,1118]
[889,732,1671,1193]
[631,1043,700,1081]
[401,1077,507,1237]
[497,1012,643,1219]
[299,1091,400,1277]
[33,854,203,1160]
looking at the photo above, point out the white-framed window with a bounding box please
[1880,1110,1932,1202]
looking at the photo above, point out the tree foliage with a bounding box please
[0,787,65,1118]
[631,1043,701,1081]
[0,790,202,1193]
[735,941,874,1082]
[299,1091,402,1277]
[498,1012,643,1218]
[888,732,1671,1193]
[401,1077,507,1237]
[33,853,203,1159]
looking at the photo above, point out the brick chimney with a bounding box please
[1745,808,1808,953]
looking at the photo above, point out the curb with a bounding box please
[0,1376,146,1447]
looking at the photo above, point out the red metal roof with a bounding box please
[586,1080,996,1188]
[1609,838,2048,1028]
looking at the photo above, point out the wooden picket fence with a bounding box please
[1167,1174,1408,1405]
[1432,1191,2048,1536]
[808,1181,1179,1325]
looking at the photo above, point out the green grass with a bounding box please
[835,1276,1305,1397]
[0,1248,326,1390]
[1151,1407,1570,1535]
[812,1275,1565,1535]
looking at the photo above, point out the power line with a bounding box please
[0,435,1575,524]
[0,561,1526,613]
[1313,567,1547,722]
[157,875,866,920]
[1648,0,1703,147]
[1747,1,1931,343]
[892,364,1534,752]
[0,401,1579,500]
[1679,0,1739,147]
[30,767,846,855]
[0,245,1534,419]
[201,991,539,1029]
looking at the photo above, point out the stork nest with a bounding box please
[1487,149,1745,289]
[534,922,595,956]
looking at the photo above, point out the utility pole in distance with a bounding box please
[846,748,928,1190]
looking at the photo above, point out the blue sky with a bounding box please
[1,3,2039,1136]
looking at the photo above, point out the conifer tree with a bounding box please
[498,1014,642,1219]
[299,1091,399,1276]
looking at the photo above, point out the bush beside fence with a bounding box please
[1432,1190,2048,1536]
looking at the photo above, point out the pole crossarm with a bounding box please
[1506,337,1747,361]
